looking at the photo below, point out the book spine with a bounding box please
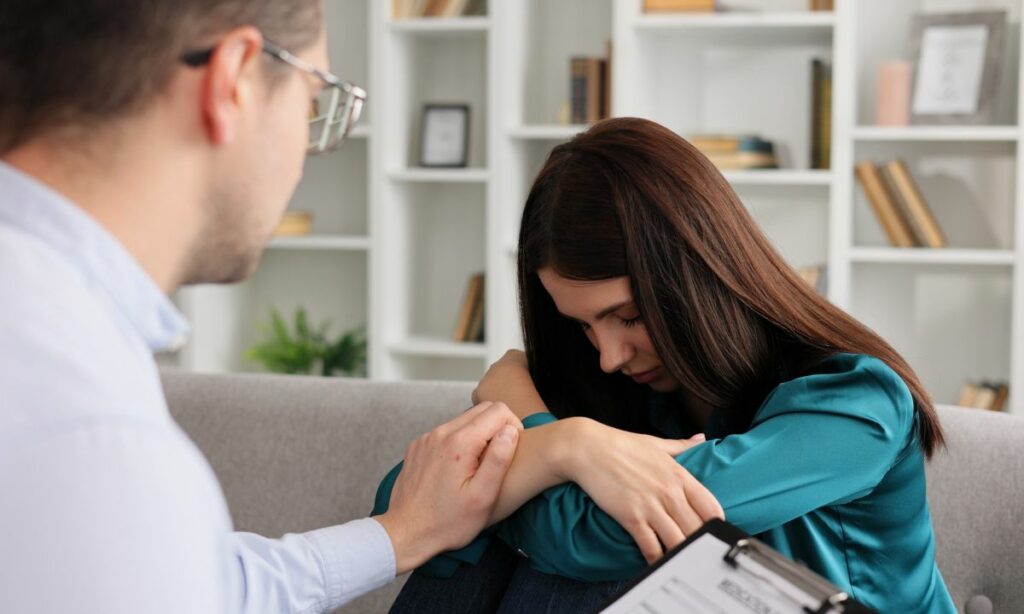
[884,160,947,248]
[586,59,603,124]
[570,59,587,125]
[877,164,924,246]
[854,161,916,248]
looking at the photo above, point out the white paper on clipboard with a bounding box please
[601,532,823,614]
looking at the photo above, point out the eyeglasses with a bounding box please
[181,39,367,155]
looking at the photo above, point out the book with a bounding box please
[972,381,997,410]
[704,151,777,170]
[644,0,716,12]
[991,383,1010,411]
[854,160,916,248]
[274,211,312,236]
[877,164,924,247]
[957,380,1009,411]
[466,285,485,342]
[692,134,778,169]
[810,59,832,170]
[810,0,834,10]
[957,382,979,407]
[453,273,484,342]
[881,159,947,248]
[570,57,608,124]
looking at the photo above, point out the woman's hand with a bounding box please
[474,350,548,419]
[561,418,725,564]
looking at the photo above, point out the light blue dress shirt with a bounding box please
[0,162,396,613]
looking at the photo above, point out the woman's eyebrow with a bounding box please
[558,301,634,324]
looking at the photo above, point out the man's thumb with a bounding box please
[471,425,519,486]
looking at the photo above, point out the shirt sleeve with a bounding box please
[0,419,397,614]
[491,355,917,582]
[227,519,396,614]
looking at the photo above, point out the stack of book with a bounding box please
[570,54,610,125]
[392,0,483,19]
[690,135,778,170]
[810,59,832,170]
[957,381,1009,411]
[643,0,716,12]
[453,273,485,343]
[854,159,947,248]
[797,265,828,295]
[274,211,312,236]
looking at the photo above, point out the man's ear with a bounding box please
[198,27,265,147]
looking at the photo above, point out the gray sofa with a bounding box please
[162,370,1024,614]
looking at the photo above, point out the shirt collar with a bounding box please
[0,162,190,352]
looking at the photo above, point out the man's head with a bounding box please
[0,0,333,286]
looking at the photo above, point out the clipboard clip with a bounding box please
[723,538,852,614]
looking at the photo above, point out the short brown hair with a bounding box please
[0,0,322,154]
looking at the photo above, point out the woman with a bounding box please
[374,117,955,613]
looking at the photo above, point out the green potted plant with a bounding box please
[245,308,366,377]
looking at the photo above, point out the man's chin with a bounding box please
[181,249,264,286]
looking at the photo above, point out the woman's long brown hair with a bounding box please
[518,117,943,457]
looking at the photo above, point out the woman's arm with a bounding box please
[475,351,720,557]
[491,355,916,581]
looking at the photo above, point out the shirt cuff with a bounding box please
[304,517,396,611]
[522,412,558,429]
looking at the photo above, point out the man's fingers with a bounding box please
[455,403,523,456]
[440,401,495,434]
[464,424,519,501]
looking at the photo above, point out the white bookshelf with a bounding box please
[176,0,1024,413]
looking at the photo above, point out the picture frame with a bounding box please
[909,10,1006,125]
[419,104,470,168]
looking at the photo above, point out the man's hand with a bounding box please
[374,401,523,574]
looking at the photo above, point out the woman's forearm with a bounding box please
[486,417,583,524]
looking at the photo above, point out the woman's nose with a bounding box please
[597,333,635,374]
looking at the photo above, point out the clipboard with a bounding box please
[598,519,877,614]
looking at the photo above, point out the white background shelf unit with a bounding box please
[174,0,1024,413]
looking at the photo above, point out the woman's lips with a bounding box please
[630,367,662,384]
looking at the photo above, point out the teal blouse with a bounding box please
[372,353,956,613]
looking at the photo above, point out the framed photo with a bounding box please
[909,11,1006,125]
[419,104,470,167]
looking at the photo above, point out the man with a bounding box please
[0,1,523,612]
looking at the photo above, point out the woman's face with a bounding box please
[538,268,681,393]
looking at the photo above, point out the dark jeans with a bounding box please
[389,540,629,614]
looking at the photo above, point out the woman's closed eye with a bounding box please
[576,315,643,331]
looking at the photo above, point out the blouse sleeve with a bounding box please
[490,355,917,581]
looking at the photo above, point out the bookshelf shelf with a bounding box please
[268,236,371,251]
[389,337,489,359]
[633,11,835,45]
[852,126,1020,143]
[723,169,833,187]
[388,168,490,183]
[510,125,589,140]
[849,248,1016,267]
[388,17,490,36]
